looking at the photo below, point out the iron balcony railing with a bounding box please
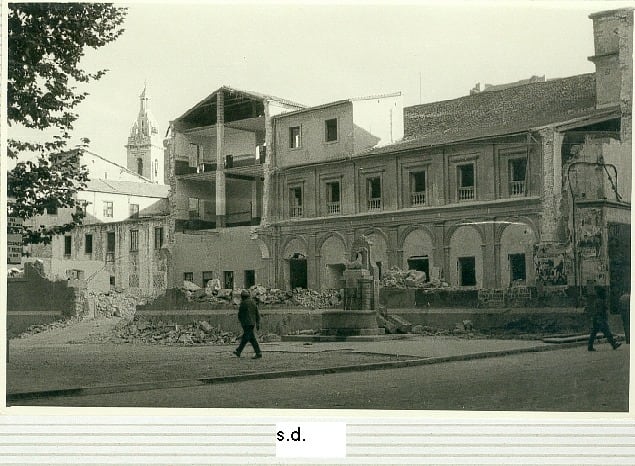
[510,180,526,196]
[458,186,475,201]
[410,191,426,206]
[290,206,303,218]
[368,198,382,210]
[327,201,340,215]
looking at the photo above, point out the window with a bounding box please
[109,276,116,287]
[244,270,256,288]
[130,230,139,252]
[106,231,115,262]
[289,126,301,149]
[103,201,113,218]
[129,203,139,219]
[202,271,215,288]
[509,158,527,196]
[76,201,87,216]
[137,158,143,176]
[47,202,58,215]
[326,181,341,215]
[188,198,200,219]
[85,234,93,254]
[410,171,427,206]
[154,159,159,179]
[183,272,193,282]
[289,186,303,218]
[154,227,164,249]
[367,176,382,210]
[64,236,72,257]
[325,118,338,142]
[223,271,234,289]
[457,164,475,201]
[458,257,476,286]
[509,253,527,282]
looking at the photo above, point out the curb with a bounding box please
[7,340,587,403]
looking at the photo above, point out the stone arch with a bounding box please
[316,230,348,253]
[252,237,270,259]
[445,221,486,248]
[319,234,348,290]
[494,216,540,244]
[282,236,308,259]
[499,222,538,287]
[399,224,436,248]
[401,228,435,276]
[448,225,483,287]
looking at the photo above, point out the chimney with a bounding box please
[587,8,633,110]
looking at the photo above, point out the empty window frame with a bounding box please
[137,158,143,176]
[289,126,301,149]
[85,234,93,254]
[289,186,303,218]
[188,198,200,219]
[326,181,341,215]
[409,170,427,206]
[325,118,338,142]
[202,271,215,288]
[130,229,139,252]
[458,256,476,286]
[183,272,194,283]
[154,159,159,179]
[244,270,256,288]
[223,271,234,289]
[106,231,115,262]
[367,176,382,210]
[129,203,139,219]
[508,158,527,197]
[509,253,527,282]
[154,227,164,249]
[457,163,475,201]
[103,201,114,218]
[64,236,72,257]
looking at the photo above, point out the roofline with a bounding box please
[176,85,305,122]
[589,8,633,19]
[83,149,152,182]
[274,91,402,120]
[83,180,170,199]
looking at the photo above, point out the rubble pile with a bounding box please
[107,319,281,345]
[17,316,85,338]
[83,289,145,319]
[180,281,342,309]
[380,267,449,289]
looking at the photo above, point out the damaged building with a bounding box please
[254,8,632,300]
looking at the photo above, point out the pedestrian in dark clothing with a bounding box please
[587,286,621,351]
[233,289,262,359]
[619,292,630,344]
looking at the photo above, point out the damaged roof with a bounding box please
[367,73,602,155]
[85,179,170,198]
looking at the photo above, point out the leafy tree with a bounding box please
[7,3,127,244]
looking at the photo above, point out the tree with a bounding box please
[7,3,127,244]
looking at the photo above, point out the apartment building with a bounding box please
[256,8,632,296]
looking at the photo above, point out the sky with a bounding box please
[8,1,629,167]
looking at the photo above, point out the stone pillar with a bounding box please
[538,128,564,243]
[215,90,226,228]
[307,234,318,289]
[261,102,273,225]
[482,223,497,288]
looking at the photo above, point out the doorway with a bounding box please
[289,253,307,289]
[407,256,430,280]
[458,256,476,286]
[244,269,256,288]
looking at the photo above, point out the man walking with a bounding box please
[587,286,621,352]
[233,289,262,359]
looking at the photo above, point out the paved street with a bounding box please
[20,345,629,411]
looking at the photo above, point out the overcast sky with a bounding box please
[9,1,628,167]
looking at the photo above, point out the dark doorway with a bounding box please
[289,254,307,289]
[223,271,234,289]
[458,256,476,286]
[509,253,527,282]
[608,222,631,306]
[244,270,256,288]
[407,256,430,280]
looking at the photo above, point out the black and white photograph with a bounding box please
[4,0,631,422]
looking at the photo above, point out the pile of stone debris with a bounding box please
[81,288,145,319]
[181,280,342,309]
[106,319,281,345]
[15,315,85,338]
[380,267,450,289]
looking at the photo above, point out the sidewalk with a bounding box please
[6,318,588,402]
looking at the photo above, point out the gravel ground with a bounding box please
[7,317,408,394]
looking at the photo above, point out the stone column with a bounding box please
[538,128,564,243]
[307,234,318,290]
[215,90,226,228]
[482,223,497,288]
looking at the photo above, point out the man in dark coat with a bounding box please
[619,291,630,344]
[587,286,621,351]
[233,289,262,359]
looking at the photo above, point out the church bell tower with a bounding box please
[126,83,165,184]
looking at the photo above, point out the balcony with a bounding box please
[327,201,340,215]
[410,191,426,206]
[290,206,303,218]
[509,180,526,197]
[368,198,382,211]
[458,186,475,201]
